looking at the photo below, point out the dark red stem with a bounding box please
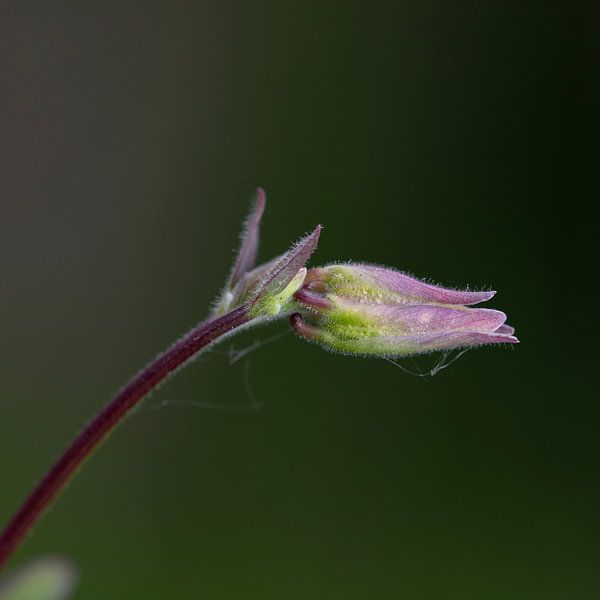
[0,305,250,570]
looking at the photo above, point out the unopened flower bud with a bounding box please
[291,264,517,357]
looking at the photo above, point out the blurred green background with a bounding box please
[0,2,597,598]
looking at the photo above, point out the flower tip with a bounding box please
[290,312,319,340]
[288,224,322,268]
[294,287,332,310]
[311,223,323,241]
[493,323,518,344]
[492,333,519,344]
[298,224,322,259]
[254,186,267,212]
[495,324,515,336]
[464,289,496,304]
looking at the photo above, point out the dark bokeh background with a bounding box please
[1,2,598,598]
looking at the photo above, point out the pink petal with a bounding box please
[404,330,520,353]
[346,264,496,306]
[495,324,515,335]
[354,330,518,356]
[333,302,507,336]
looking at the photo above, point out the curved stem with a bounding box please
[0,306,250,570]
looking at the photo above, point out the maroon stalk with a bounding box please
[0,305,250,570]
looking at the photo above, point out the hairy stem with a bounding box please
[0,305,250,570]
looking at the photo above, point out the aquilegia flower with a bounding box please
[213,188,517,358]
[291,264,518,357]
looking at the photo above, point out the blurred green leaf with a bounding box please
[0,558,77,600]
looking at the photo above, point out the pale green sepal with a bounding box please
[249,268,307,318]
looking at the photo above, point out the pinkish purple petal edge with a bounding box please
[342,263,497,305]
